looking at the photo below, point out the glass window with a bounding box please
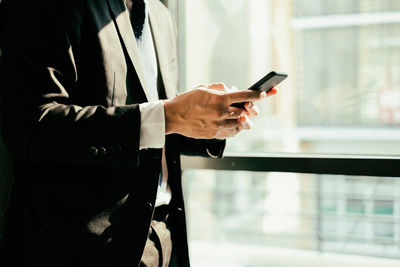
[180,0,400,155]
[174,0,400,266]
[374,200,394,215]
[346,198,365,214]
[183,170,400,266]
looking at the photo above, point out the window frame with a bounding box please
[181,153,400,177]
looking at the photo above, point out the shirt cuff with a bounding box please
[139,100,166,150]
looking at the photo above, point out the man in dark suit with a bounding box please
[0,0,275,266]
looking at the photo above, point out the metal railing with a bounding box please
[181,153,400,177]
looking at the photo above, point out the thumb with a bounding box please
[224,90,266,104]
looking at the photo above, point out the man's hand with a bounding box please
[163,83,277,139]
[210,83,277,139]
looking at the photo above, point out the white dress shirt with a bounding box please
[136,2,171,206]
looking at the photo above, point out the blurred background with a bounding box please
[165,0,400,266]
[177,0,400,156]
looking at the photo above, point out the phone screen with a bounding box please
[248,71,288,92]
[231,71,288,108]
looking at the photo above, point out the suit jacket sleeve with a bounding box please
[1,0,140,166]
[179,136,226,158]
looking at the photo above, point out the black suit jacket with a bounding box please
[0,0,225,266]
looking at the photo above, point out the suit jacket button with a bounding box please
[98,147,107,155]
[89,146,98,156]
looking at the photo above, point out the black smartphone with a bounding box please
[231,71,288,108]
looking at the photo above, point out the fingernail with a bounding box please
[244,120,252,129]
[261,91,267,98]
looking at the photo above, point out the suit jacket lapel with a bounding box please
[105,0,151,101]
[148,0,178,99]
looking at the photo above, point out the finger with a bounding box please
[219,118,240,130]
[225,89,267,104]
[238,115,253,130]
[208,82,227,90]
[225,106,246,119]
[229,85,239,92]
[217,128,240,139]
[226,128,239,138]
[266,88,278,96]
[244,102,259,117]
[194,85,209,90]
[244,101,254,109]
[236,123,245,132]
[233,122,247,135]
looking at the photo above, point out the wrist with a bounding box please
[163,99,179,135]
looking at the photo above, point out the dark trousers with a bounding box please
[140,205,178,267]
